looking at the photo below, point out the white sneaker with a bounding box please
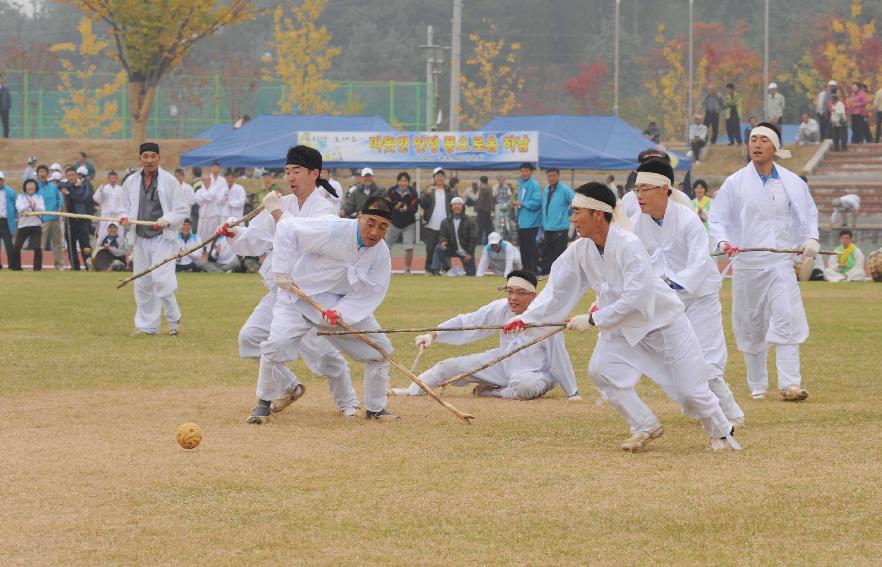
[710,433,742,451]
[621,425,664,452]
[751,390,766,400]
[389,387,412,397]
[342,406,359,417]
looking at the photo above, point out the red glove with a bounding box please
[215,223,236,238]
[119,216,128,225]
[322,309,339,326]
[153,222,163,230]
[502,320,526,334]
[721,242,741,257]
[589,303,599,314]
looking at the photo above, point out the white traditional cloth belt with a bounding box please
[634,172,671,187]
[506,276,536,293]
[750,126,792,159]
[572,194,614,213]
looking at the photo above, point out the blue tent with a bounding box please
[480,115,691,171]
[192,123,235,141]
[180,114,395,168]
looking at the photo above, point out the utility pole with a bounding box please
[420,25,447,130]
[686,0,694,144]
[763,0,769,121]
[613,0,620,116]
[449,0,462,131]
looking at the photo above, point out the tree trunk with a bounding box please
[128,79,157,144]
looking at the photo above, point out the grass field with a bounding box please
[1,272,881,565]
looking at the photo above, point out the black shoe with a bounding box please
[247,400,272,424]
[365,408,400,421]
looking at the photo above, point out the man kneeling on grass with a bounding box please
[390,270,580,400]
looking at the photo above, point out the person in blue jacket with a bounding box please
[0,171,16,269]
[37,165,65,271]
[513,162,542,273]
[539,168,574,275]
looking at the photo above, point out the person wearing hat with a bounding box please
[61,165,95,270]
[94,170,126,243]
[513,162,542,273]
[76,152,96,180]
[120,142,190,335]
[629,158,744,426]
[221,144,358,420]
[709,121,818,402]
[0,171,16,269]
[688,113,708,164]
[765,82,785,127]
[434,196,479,275]
[248,196,397,423]
[22,156,37,182]
[391,270,579,401]
[419,166,454,275]
[36,164,65,270]
[508,181,738,452]
[341,167,383,219]
[475,231,522,277]
[816,80,837,140]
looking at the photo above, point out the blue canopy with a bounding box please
[192,123,235,141]
[180,114,396,168]
[481,115,691,171]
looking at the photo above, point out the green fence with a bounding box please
[2,70,433,139]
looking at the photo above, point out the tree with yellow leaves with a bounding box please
[60,0,256,143]
[642,24,687,139]
[270,0,341,115]
[459,22,524,130]
[51,18,125,138]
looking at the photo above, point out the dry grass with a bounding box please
[692,144,819,184]
[1,273,881,565]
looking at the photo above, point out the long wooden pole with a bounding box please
[712,247,836,257]
[19,210,155,226]
[287,285,474,424]
[318,322,566,336]
[436,327,565,389]
[116,206,265,289]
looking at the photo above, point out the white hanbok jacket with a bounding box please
[434,298,578,396]
[120,167,189,247]
[519,225,684,347]
[92,183,126,217]
[630,200,721,298]
[194,176,228,219]
[226,182,247,218]
[273,216,391,325]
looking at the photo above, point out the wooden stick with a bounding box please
[116,206,265,289]
[436,327,565,389]
[317,322,566,336]
[410,347,425,374]
[19,210,155,226]
[287,285,474,424]
[712,247,837,257]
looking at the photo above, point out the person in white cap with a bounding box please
[341,167,383,219]
[62,165,94,270]
[37,164,65,270]
[628,158,744,426]
[434,196,479,275]
[419,166,454,274]
[507,182,739,452]
[391,269,579,400]
[93,170,126,243]
[709,121,818,402]
[766,83,785,127]
[120,142,189,335]
[476,231,522,277]
[816,80,837,139]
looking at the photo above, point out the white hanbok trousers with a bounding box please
[588,313,731,438]
[732,260,807,392]
[258,296,391,412]
[132,236,181,333]
[407,350,554,400]
[239,288,358,410]
[683,292,743,421]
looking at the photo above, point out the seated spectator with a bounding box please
[797,112,821,145]
[688,114,708,164]
[176,218,205,272]
[93,222,129,271]
[476,231,522,277]
[201,218,241,272]
[433,196,478,276]
[823,230,867,282]
[831,194,860,227]
[691,179,712,228]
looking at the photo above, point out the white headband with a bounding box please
[750,126,792,159]
[571,193,614,213]
[634,172,672,188]
[506,276,536,293]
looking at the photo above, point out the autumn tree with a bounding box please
[270,0,341,115]
[60,0,256,143]
[51,17,125,138]
[564,56,609,114]
[459,21,524,130]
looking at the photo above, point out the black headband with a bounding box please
[360,206,392,220]
[139,142,160,155]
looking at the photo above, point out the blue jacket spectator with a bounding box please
[516,174,543,229]
[2,183,15,233]
[541,180,574,231]
[38,178,62,222]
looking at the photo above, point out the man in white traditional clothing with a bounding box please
[223,169,247,218]
[709,121,818,402]
[194,165,228,242]
[629,158,745,426]
[120,142,189,335]
[507,182,739,452]
[475,231,522,277]
[220,145,359,420]
[390,270,579,400]
[93,170,126,243]
[247,196,398,423]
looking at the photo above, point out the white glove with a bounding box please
[801,238,820,258]
[263,191,283,214]
[273,272,293,290]
[415,333,434,349]
[566,314,593,332]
